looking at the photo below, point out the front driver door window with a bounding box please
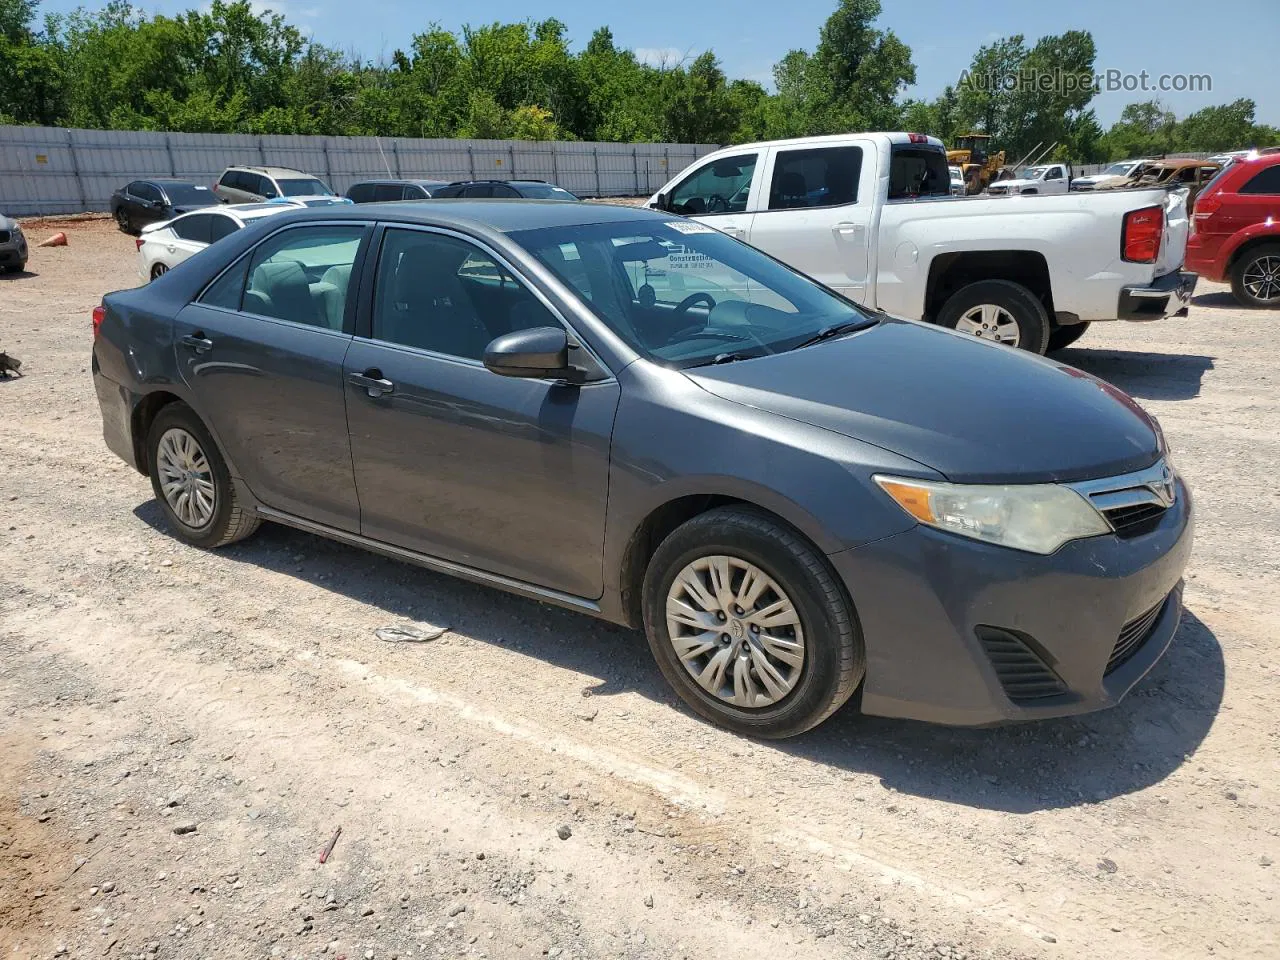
[342,227,620,596]
[668,154,758,216]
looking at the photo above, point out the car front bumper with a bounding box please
[0,235,28,267]
[831,475,1193,726]
[1117,269,1197,320]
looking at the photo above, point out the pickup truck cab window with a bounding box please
[668,154,757,216]
[888,146,952,199]
[768,146,862,210]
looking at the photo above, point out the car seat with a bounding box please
[248,260,316,325]
[384,239,493,359]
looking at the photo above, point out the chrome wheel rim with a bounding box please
[665,555,805,708]
[152,263,168,278]
[156,427,216,528]
[1242,255,1280,303]
[956,304,1021,345]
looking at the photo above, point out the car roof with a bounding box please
[223,165,311,178]
[266,198,663,233]
[351,178,450,186]
[141,178,202,186]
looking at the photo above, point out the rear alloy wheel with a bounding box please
[150,262,168,280]
[115,208,132,234]
[641,506,865,739]
[937,279,1050,354]
[1231,243,1280,308]
[1047,321,1091,352]
[146,404,260,549]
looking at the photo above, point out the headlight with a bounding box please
[874,475,1110,555]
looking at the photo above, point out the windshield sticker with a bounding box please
[665,221,716,235]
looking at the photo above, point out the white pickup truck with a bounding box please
[648,133,1195,353]
[986,162,1071,196]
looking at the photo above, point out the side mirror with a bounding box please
[484,326,571,379]
[651,192,669,211]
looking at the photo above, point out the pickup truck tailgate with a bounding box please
[1156,189,1189,276]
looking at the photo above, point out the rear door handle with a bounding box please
[349,369,395,398]
[180,333,213,353]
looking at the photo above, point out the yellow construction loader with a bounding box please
[947,134,1006,195]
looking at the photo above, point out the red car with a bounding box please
[1186,151,1280,307]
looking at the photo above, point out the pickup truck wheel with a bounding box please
[641,506,865,739]
[1047,321,1090,352]
[146,404,261,549]
[1231,243,1280,308]
[938,279,1050,354]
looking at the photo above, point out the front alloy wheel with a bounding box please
[665,555,805,707]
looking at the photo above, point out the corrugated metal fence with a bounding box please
[0,126,720,216]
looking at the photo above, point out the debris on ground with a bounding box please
[374,623,449,643]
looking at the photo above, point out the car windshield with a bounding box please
[516,183,578,200]
[1103,162,1134,176]
[165,184,214,204]
[949,166,962,178]
[511,219,875,369]
[276,178,332,197]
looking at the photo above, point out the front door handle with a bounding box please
[180,333,213,353]
[718,225,746,237]
[349,369,395,398]
[832,221,864,238]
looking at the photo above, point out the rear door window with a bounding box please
[373,183,404,202]
[668,153,758,216]
[463,184,494,198]
[888,146,952,199]
[1241,166,1280,194]
[242,225,365,330]
[209,215,240,243]
[347,183,373,203]
[768,147,862,210]
[172,214,214,244]
[490,183,521,198]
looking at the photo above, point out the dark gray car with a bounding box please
[91,201,1193,738]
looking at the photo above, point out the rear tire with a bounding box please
[641,506,865,739]
[1230,243,1280,308]
[1047,321,1091,352]
[146,403,260,549]
[937,279,1050,354]
[150,262,169,280]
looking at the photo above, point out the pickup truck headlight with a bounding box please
[874,475,1110,555]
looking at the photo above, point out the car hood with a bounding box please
[685,318,1162,484]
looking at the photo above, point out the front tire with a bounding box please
[937,279,1050,354]
[1230,243,1280,308]
[1047,321,1091,352]
[115,208,132,234]
[641,507,865,739]
[146,404,260,549]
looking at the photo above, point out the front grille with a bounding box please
[1107,595,1167,673]
[1101,502,1168,537]
[1070,459,1177,539]
[0,230,10,244]
[978,627,1068,701]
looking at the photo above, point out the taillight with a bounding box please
[135,236,145,251]
[92,304,105,339]
[1194,194,1222,217]
[1122,205,1164,263]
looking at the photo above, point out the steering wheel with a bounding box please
[705,194,730,213]
[665,292,750,345]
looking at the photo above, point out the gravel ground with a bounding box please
[1,215,1278,960]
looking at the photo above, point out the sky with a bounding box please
[37,0,1280,128]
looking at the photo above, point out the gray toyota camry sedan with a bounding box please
[92,201,1193,738]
